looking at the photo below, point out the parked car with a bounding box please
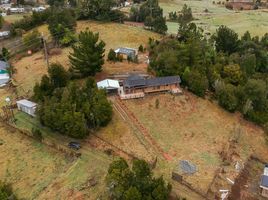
[68,142,81,150]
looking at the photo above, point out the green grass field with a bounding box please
[3,14,29,24]
[160,0,268,36]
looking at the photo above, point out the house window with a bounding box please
[157,86,160,89]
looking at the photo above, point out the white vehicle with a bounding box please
[32,6,46,12]
[0,31,10,38]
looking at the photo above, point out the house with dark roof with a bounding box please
[119,74,182,99]
[260,164,268,198]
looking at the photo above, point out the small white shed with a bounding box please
[16,99,37,117]
[0,73,9,86]
[97,79,120,91]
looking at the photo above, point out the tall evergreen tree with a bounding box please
[48,8,76,44]
[213,25,239,54]
[69,30,105,77]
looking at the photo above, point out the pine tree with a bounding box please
[69,30,105,77]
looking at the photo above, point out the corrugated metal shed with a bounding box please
[17,99,37,108]
[0,73,10,86]
[114,47,136,55]
[97,79,120,90]
[17,99,37,117]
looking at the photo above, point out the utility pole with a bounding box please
[41,33,49,68]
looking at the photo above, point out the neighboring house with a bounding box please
[9,7,25,13]
[226,0,254,10]
[0,0,10,4]
[0,73,9,86]
[97,79,120,94]
[0,12,7,16]
[260,164,268,198]
[119,74,182,99]
[0,31,10,38]
[16,99,37,117]
[0,60,10,86]
[114,47,137,60]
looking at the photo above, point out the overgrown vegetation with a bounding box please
[106,158,172,200]
[77,0,125,21]
[33,63,112,139]
[0,15,3,29]
[0,182,18,200]
[149,5,268,126]
[22,29,42,52]
[33,29,112,139]
[10,10,50,36]
[48,8,77,46]
[129,0,167,34]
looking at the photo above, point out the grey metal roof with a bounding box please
[16,99,37,108]
[261,175,268,187]
[124,75,181,88]
[0,61,9,70]
[115,47,136,56]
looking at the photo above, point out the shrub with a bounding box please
[32,128,43,142]
[107,49,117,62]
[138,44,144,52]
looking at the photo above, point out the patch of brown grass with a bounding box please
[124,92,268,194]
[12,20,161,96]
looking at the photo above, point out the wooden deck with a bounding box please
[120,92,145,100]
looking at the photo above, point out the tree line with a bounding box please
[9,0,167,40]
[106,158,173,200]
[149,5,268,126]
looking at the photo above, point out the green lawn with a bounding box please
[160,0,268,36]
[3,14,29,23]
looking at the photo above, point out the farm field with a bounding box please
[8,108,155,199]
[123,92,268,198]
[12,20,160,96]
[0,123,71,199]
[3,14,28,24]
[160,0,268,36]
[0,119,116,200]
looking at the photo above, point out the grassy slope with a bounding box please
[12,20,161,96]
[124,93,268,194]
[160,0,268,36]
[0,114,114,200]
[0,124,71,199]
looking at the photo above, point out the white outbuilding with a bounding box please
[0,73,9,86]
[97,79,120,93]
[16,99,37,117]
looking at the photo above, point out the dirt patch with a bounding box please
[229,156,267,200]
